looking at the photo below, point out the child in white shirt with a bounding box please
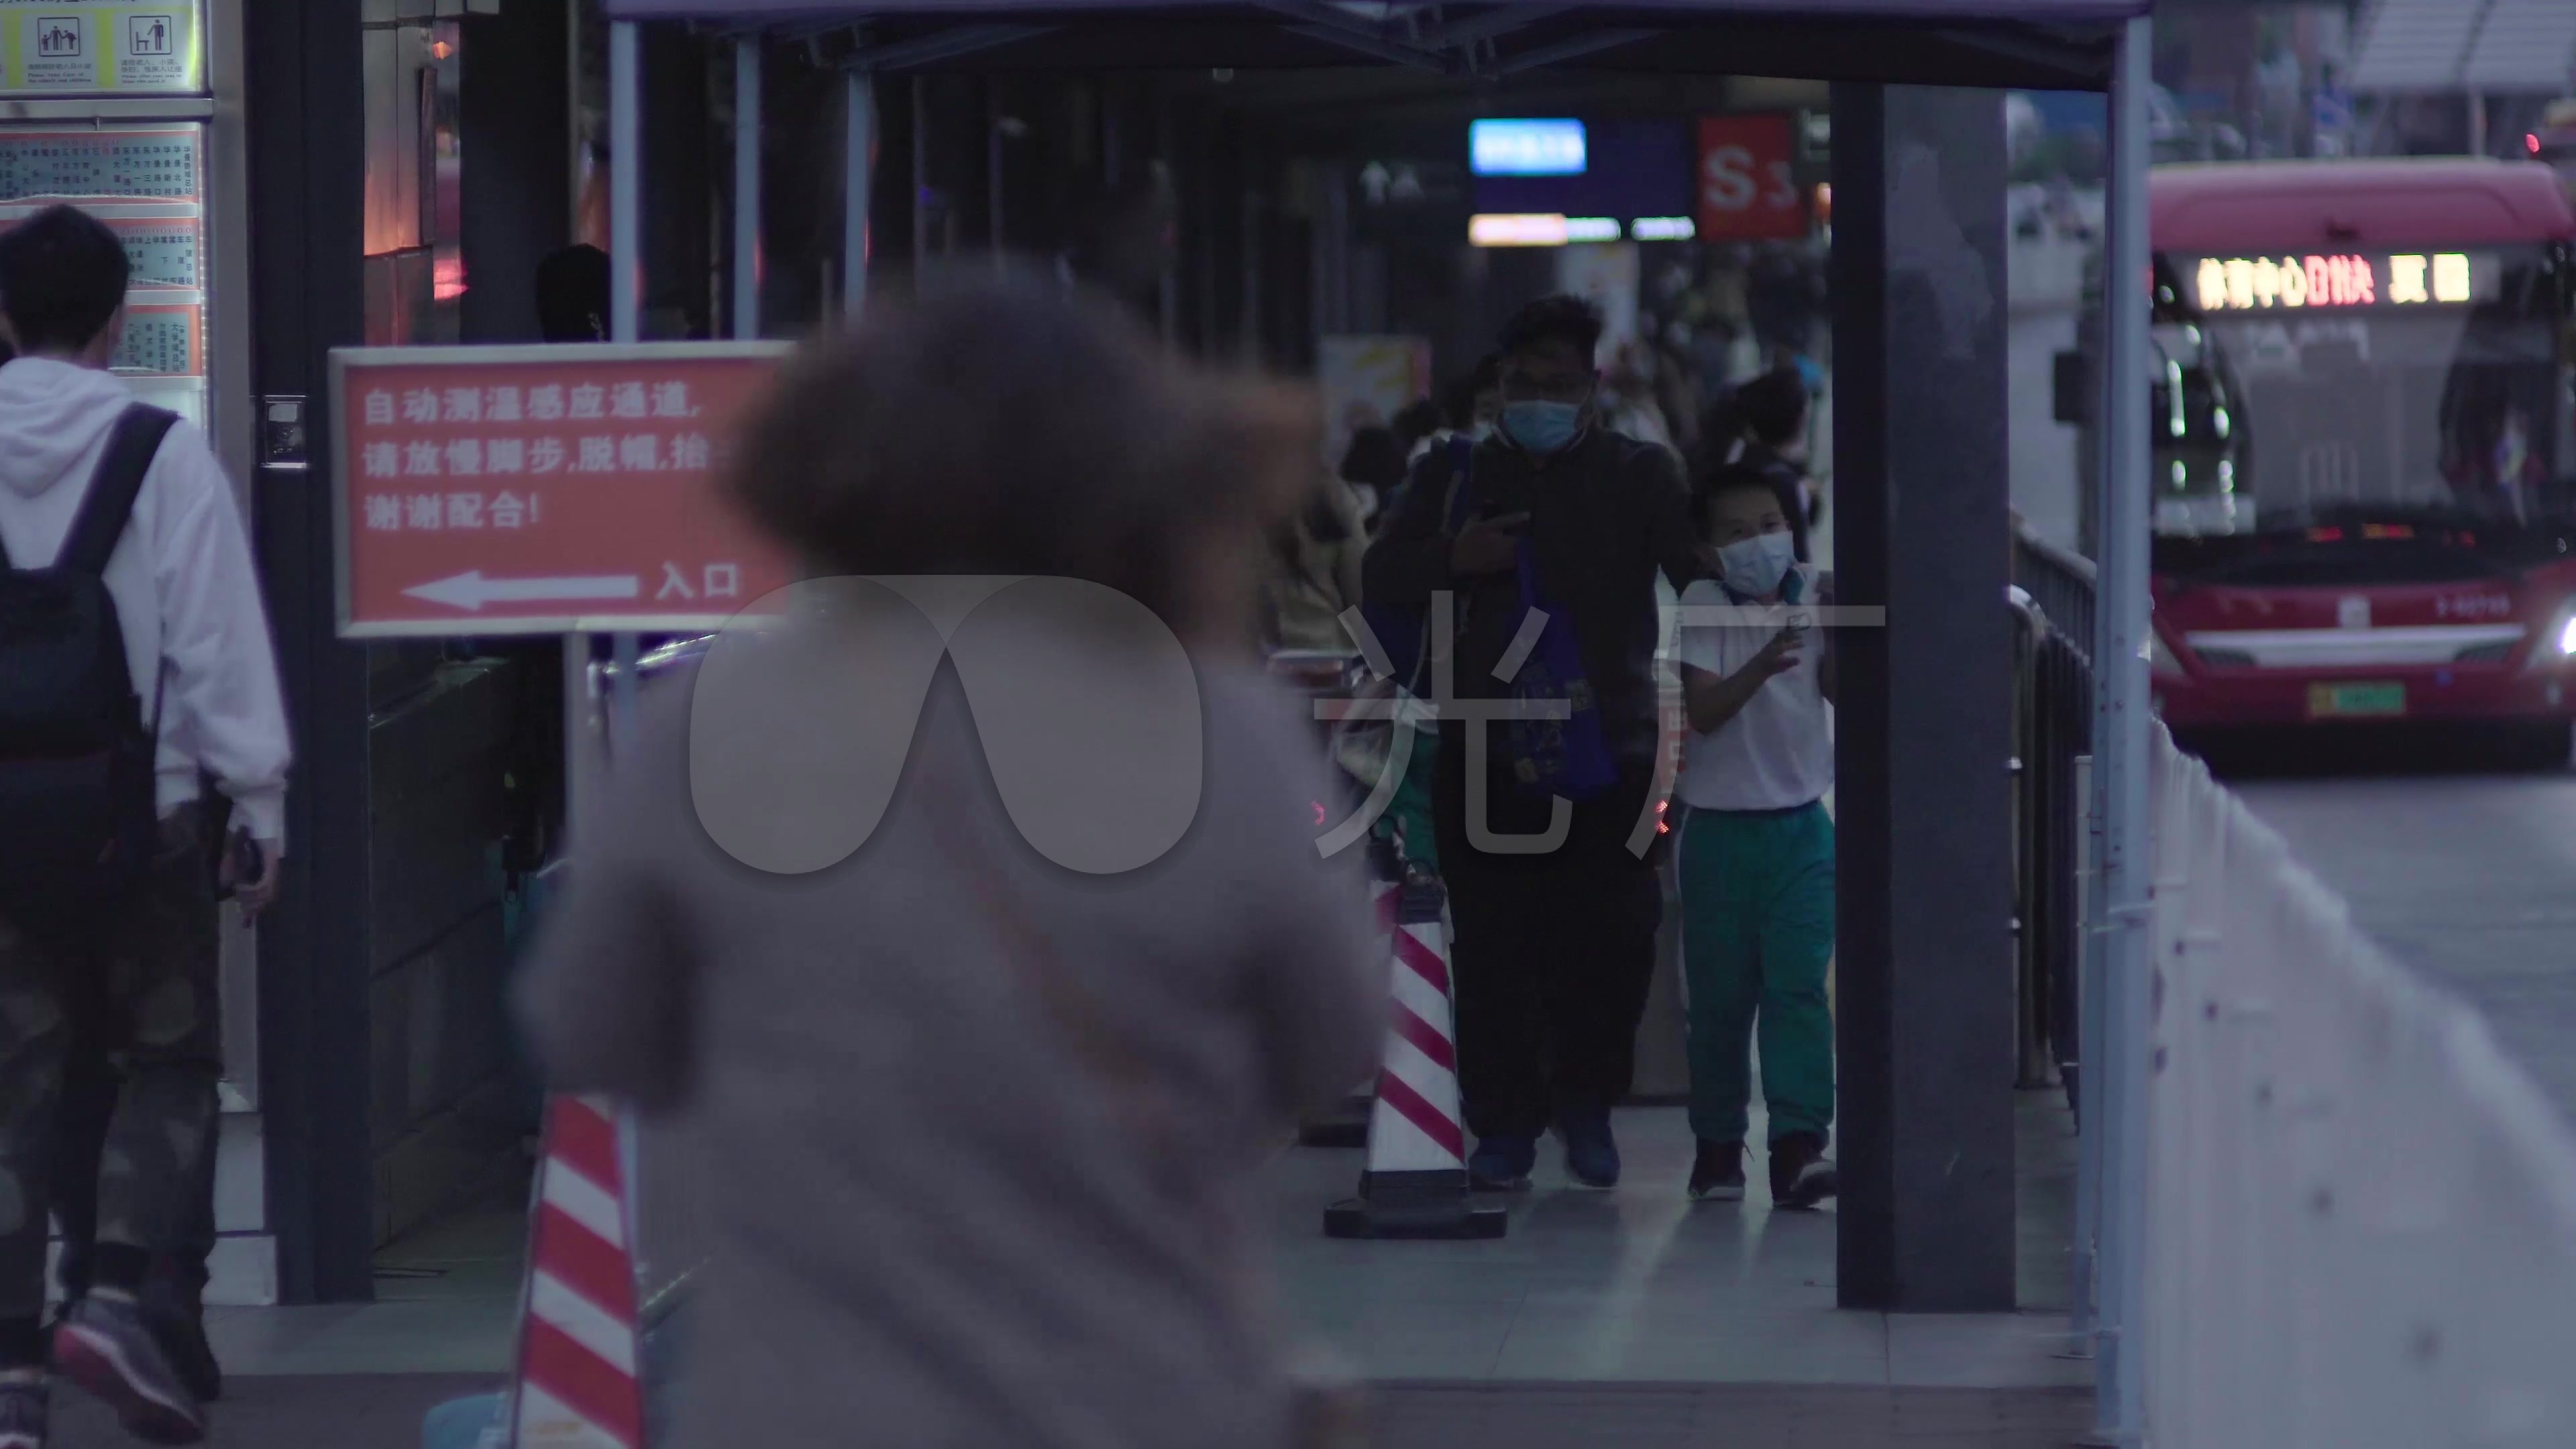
[1672,466,1838,1209]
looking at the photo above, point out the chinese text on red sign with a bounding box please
[334,346,794,636]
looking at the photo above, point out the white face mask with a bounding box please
[1717,530,1796,598]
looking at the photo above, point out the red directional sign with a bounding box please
[331,342,796,637]
[1696,114,1807,242]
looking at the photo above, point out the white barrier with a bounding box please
[2129,727,2576,1446]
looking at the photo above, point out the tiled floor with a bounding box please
[1267,1100,2086,1389]
[207,1100,2087,1399]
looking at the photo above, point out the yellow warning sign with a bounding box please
[0,1,203,97]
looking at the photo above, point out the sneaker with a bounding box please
[0,1374,46,1449]
[1466,1135,1536,1192]
[140,1289,219,1407]
[1688,1140,1746,1202]
[1770,1133,1840,1210]
[52,1296,205,1444]
[1554,1106,1620,1189]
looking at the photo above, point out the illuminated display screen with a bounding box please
[2178,252,2493,313]
[1470,119,1586,177]
[1468,215,1696,248]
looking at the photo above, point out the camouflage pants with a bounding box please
[0,805,222,1332]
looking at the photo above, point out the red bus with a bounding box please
[2066,159,2576,763]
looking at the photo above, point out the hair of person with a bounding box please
[535,244,612,342]
[1735,366,1810,447]
[0,205,130,356]
[1339,425,1409,494]
[1389,398,1445,453]
[730,267,1315,629]
[1438,353,1505,429]
[1497,293,1605,362]
[1696,462,1785,519]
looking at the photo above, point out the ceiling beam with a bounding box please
[1487,27,1663,76]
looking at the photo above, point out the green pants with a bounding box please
[1678,801,1835,1146]
[1375,727,1441,872]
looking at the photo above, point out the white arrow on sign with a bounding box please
[402,571,642,612]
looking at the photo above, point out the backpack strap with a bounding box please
[1440,433,1478,534]
[56,404,180,576]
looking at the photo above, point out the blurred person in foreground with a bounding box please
[515,272,1384,1449]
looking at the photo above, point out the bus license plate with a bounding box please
[2309,682,2405,718]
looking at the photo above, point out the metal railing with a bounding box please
[2012,525,2098,663]
[2014,518,2576,1444]
[2010,557,2094,1116]
[2133,724,2576,1445]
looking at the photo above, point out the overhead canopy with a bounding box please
[2348,0,2576,96]
[598,0,2151,91]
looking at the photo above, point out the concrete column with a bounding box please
[460,0,572,343]
[1827,83,2019,1313]
[246,0,375,1304]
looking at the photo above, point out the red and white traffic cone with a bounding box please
[1325,872,1507,1240]
[506,1095,646,1449]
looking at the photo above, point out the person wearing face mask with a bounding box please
[1699,366,1816,564]
[1362,295,1700,1193]
[1671,466,1839,1210]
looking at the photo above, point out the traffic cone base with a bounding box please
[1324,1170,1508,1240]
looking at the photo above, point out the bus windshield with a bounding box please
[2146,246,2569,538]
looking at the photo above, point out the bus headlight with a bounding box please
[2525,608,2576,671]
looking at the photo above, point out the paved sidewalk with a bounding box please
[1375,1383,2092,1446]
[48,1374,486,1448]
[45,1376,2090,1447]
[58,1095,2085,1445]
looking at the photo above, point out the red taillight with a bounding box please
[2530,133,2545,155]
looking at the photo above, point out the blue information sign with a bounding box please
[1470,119,1586,178]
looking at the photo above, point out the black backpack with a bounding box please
[0,404,180,932]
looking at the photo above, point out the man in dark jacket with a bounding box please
[1362,295,1700,1191]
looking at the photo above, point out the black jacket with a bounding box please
[1363,427,1700,769]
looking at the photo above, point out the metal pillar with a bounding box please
[1156,97,1178,348]
[608,21,641,345]
[987,83,1007,264]
[2090,15,2155,1446]
[733,38,762,341]
[912,77,931,268]
[847,68,873,316]
[2069,750,2102,1349]
[247,0,373,1305]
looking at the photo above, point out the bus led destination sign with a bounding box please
[2187,252,2484,313]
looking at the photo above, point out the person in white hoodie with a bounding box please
[0,205,288,1448]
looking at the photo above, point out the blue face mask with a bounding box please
[1717,529,1797,598]
[1501,400,1583,455]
